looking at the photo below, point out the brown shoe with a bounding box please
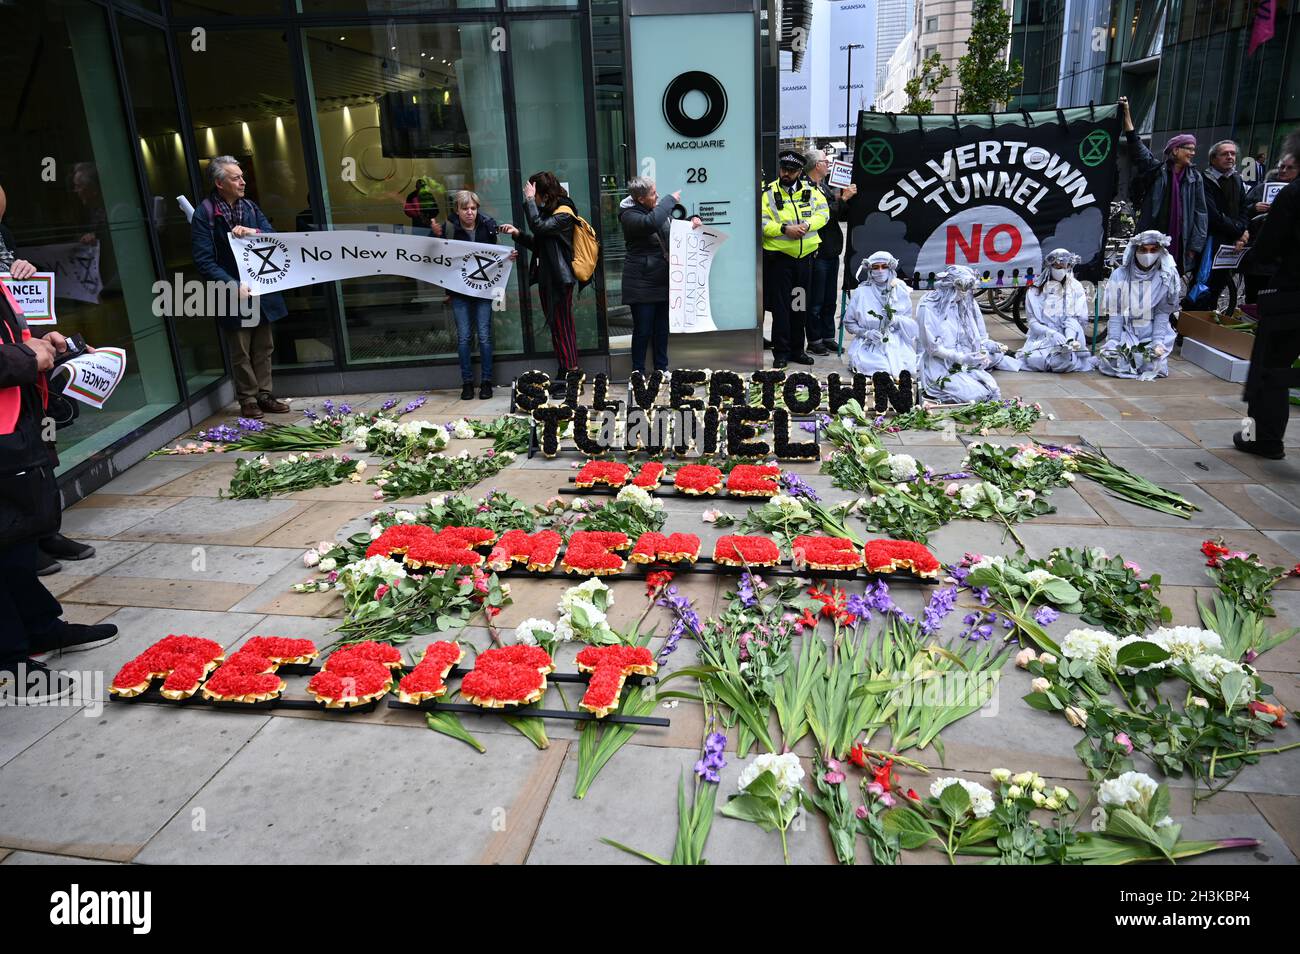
[257,393,291,414]
[240,400,264,419]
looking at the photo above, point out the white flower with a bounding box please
[1023,568,1058,587]
[318,557,337,573]
[501,452,517,463]
[1061,628,1119,668]
[1148,626,1224,661]
[284,454,299,465]
[615,483,661,512]
[451,419,475,440]
[1010,448,1040,469]
[1043,796,1061,811]
[1189,696,1210,708]
[970,554,1006,572]
[1188,653,1254,703]
[354,460,368,475]
[570,497,588,511]
[369,525,384,540]
[559,577,612,616]
[959,482,1002,510]
[929,777,995,818]
[1031,677,1052,693]
[1007,785,1023,799]
[395,510,416,524]
[702,508,721,523]
[429,495,446,507]
[316,540,335,554]
[302,549,320,567]
[885,453,918,481]
[1039,652,1058,666]
[771,493,809,517]
[1053,786,1071,801]
[1063,471,1076,482]
[1015,648,1037,669]
[737,752,805,802]
[338,555,407,590]
[990,768,1012,783]
[1032,790,1046,806]
[1064,705,1088,727]
[514,618,556,646]
[257,455,273,468]
[1097,771,1171,829]
[1012,772,1036,787]
[1015,488,1038,502]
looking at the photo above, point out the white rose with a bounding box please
[369,525,384,540]
[1031,677,1052,693]
[302,549,320,567]
[1039,653,1058,666]
[1015,648,1037,669]
[395,510,416,524]
[318,558,337,572]
[990,768,1012,783]
[1007,785,1023,799]
[354,460,368,475]
[429,495,446,507]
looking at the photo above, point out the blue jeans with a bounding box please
[629,301,670,373]
[451,295,493,383]
[808,256,839,344]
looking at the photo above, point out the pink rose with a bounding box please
[1114,732,1133,755]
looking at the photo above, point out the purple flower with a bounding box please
[236,417,266,432]
[322,399,335,414]
[380,397,399,411]
[974,586,991,607]
[849,580,896,625]
[799,413,833,434]
[657,585,701,663]
[303,408,318,421]
[936,471,972,481]
[737,571,765,608]
[779,471,821,502]
[959,610,998,641]
[704,731,726,754]
[1033,606,1060,626]
[337,403,352,415]
[919,586,958,636]
[197,423,243,443]
[948,564,970,586]
[403,397,428,414]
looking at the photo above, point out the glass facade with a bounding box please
[0,0,623,493]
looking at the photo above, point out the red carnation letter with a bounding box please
[561,530,629,576]
[307,642,402,708]
[109,634,225,700]
[726,463,782,497]
[460,644,556,708]
[398,641,465,704]
[632,461,667,488]
[713,534,781,567]
[487,529,564,572]
[574,645,658,717]
[629,531,702,564]
[576,460,631,489]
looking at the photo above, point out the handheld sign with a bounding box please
[52,347,128,409]
[0,271,57,324]
[1211,246,1246,269]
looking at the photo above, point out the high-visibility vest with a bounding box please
[761,177,830,258]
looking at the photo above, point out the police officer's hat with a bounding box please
[777,149,806,171]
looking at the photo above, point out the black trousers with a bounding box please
[765,251,812,360]
[0,538,63,663]
[1244,292,1300,449]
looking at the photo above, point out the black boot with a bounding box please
[460,382,475,400]
[36,551,61,576]
[40,533,95,561]
[1233,431,1285,460]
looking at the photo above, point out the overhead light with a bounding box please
[339,35,346,41]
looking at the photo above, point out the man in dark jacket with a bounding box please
[1236,131,1300,459]
[617,176,702,374]
[0,286,117,702]
[191,156,290,420]
[804,149,857,355]
[1203,140,1250,306]
[1121,98,1208,275]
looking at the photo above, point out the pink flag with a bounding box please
[1248,0,1276,56]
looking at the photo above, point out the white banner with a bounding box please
[668,220,728,334]
[17,242,102,304]
[52,347,127,409]
[227,230,514,301]
[0,272,57,324]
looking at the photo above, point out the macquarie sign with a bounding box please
[846,106,1119,285]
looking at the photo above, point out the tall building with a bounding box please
[909,0,1016,113]
[779,0,877,139]
[874,0,918,102]
[876,28,919,111]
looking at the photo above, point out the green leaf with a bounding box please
[1115,640,1171,671]
[1102,807,1174,862]
[502,715,549,750]
[1022,691,1057,711]
[721,792,780,832]
[424,710,485,753]
[1040,578,1082,604]
[600,837,669,865]
[881,806,940,849]
[955,816,1000,849]
[939,781,971,821]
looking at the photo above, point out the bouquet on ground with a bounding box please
[225,452,365,499]
[351,417,448,459]
[1201,538,1299,618]
[370,448,516,499]
[962,441,1076,494]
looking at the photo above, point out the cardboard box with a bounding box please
[1177,310,1256,360]
[1181,337,1249,383]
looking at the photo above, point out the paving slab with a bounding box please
[99,543,301,585]
[112,497,304,546]
[92,457,215,496]
[134,717,560,865]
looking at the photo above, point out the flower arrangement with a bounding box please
[575,459,631,489]
[963,441,1076,493]
[307,642,402,708]
[629,531,702,565]
[726,463,782,497]
[713,534,781,567]
[722,752,806,863]
[109,635,225,699]
[672,464,724,495]
[560,531,629,577]
[459,644,555,708]
[396,641,465,704]
[351,417,448,459]
[575,644,658,717]
[1201,538,1297,617]
[369,449,516,499]
[556,577,620,645]
[226,453,363,499]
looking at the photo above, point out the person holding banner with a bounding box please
[916,265,1019,403]
[1096,231,1181,380]
[842,252,917,379]
[1121,98,1207,276]
[618,177,702,375]
[1020,250,1094,373]
[190,156,290,420]
[761,150,829,369]
[506,172,578,397]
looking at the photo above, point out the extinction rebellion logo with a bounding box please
[460,251,506,293]
[241,236,291,287]
[662,70,727,148]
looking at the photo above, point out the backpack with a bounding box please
[555,204,600,285]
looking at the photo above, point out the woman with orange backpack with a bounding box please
[504,171,587,397]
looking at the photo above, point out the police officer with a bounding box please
[762,149,829,368]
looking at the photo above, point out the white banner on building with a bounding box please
[226,230,514,301]
[0,272,57,324]
[17,242,103,304]
[53,346,128,409]
[668,220,728,334]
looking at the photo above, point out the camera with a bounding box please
[51,334,87,367]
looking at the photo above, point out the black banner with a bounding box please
[846,106,1120,286]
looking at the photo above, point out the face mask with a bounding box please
[870,269,890,285]
[1136,251,1159,268]
[1050,267,1068,282]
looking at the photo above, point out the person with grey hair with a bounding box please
[190,156,289,419]
[617,175,701,375]
[1202,139,1250,306]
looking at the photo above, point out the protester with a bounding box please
[1096,230,1181,380]
[403,175,443,234]
[616,177,702,376]
[0,184,100,576]
[0,286,118,701]
[1243,152,1298,303]
[842,251,917,378]
[1020,249,1094,373]
[916,264,1019,403]
[804,148,857,355]
[1121,97,1207,275]
[1203,140,1250,306]
[1236,131,1300,459]
[442,190,516,400]
[190,156,290,420]
[761,149,828,368]
[504,172,577,397]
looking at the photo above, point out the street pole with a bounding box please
[846,43,864,145]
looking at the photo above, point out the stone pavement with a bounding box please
[1,349,1297,865]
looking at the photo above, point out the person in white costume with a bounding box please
[917,264,1020,402]
[842,251,919,378]
[1020,249,1095,373]
[1096,230,1182,380]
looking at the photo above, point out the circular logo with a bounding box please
[858,137,893,175]
[662,71,728,139]
[1080,130,1112,167]
[241,237,291,287]
[460,251,506,294]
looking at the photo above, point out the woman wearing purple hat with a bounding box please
[1120,97,1207,276]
